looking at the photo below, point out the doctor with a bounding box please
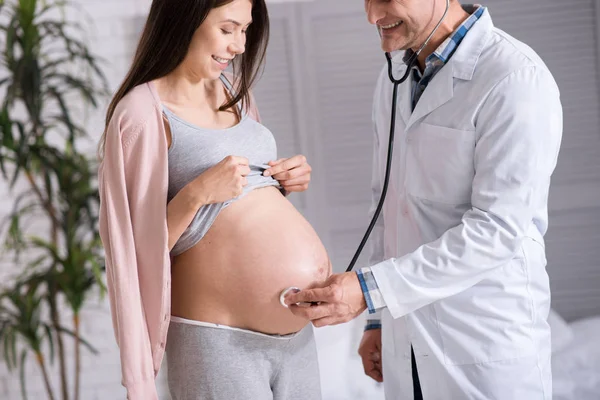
[285,1,563,399]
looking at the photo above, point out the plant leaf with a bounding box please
[54,325,97,355]
[19,349,28,400]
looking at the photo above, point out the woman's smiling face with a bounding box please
[183,0,253,80]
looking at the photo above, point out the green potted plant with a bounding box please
[0,0,109,399]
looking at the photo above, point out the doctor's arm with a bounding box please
[367,66,562,319]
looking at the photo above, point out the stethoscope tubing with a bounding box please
[345,0,450,273]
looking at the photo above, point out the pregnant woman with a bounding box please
[97,0,330,399]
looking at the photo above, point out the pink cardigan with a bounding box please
[98,81,259,399]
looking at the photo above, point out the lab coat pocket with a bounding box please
[434,257,536,366]
[406,123,475,204]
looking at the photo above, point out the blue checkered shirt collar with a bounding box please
[402,4,486,70]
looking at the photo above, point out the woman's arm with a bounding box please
[99,114,165,400]
[166,186,205,251]
[166,155,251,250]
[162,118,204,251]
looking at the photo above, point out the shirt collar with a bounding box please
[402,4,486,69]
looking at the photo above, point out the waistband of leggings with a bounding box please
[169,315,307,340]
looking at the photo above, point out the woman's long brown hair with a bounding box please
[97,0,269,159]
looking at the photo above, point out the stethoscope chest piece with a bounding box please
[279,286,301,308]
[279,286,321,308]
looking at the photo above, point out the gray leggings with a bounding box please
[166,316,322,400]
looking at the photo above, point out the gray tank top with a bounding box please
[165,75,281,256]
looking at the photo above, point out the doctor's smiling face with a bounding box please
[365,0,453,53]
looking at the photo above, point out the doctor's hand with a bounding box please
[284,272,367,327]
[358,329,383,383]
[263,155,311,194]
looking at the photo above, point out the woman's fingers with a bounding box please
[270,164,311,181]
[264,155,308,177]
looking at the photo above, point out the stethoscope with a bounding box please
[280,0,450,308]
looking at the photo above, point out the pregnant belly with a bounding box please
[170,186,332,335]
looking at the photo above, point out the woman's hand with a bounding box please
[189,156,250,205]
[263,155,312,194]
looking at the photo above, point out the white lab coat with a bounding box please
[368,9,562,400]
